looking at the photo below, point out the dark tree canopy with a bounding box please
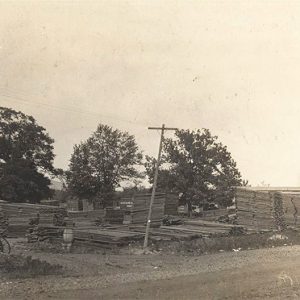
[0,107,56,203]
[67,124,143,206]
[0,107,55,172]
[0,159,53,203]
[145,128,243,209]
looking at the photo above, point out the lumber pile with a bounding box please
[281,192,300,229]
[200,208,228,221]
[27,226,64,242]
[73,228,144,247]
[235,187,300,231]
[105,208,125,224]
[0,201,67,237]
[126,193,165,227]
[181,219,242,236]
[130,225,201,240]
[130,220,243,240]
[164,194,179,215]
[68,209,105,227]
[235,188,275,230]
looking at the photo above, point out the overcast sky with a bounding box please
[1,0,300,186]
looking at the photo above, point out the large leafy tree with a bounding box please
[0,107,57,203]
[67,124,143,206]
[145,129,243,210]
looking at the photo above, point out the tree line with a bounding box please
[0,106,245,209]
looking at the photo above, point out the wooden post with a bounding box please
[143,124,177,249]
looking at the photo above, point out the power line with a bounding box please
[0,88,149,128]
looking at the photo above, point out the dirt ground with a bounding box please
[2,239,300,299]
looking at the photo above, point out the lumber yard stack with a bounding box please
[200,208,228,221]
[105,207,125,224]
[235,187,300,231]
[0,201,67,237]
[281,192,300,229]
[130,220,244,241]
[73,228,144,248]
[68,209,105,227]
[127,193,166,227]
[235,188,275,230]
[27,226,64,243]
[164,193,179,215]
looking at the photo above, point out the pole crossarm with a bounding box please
[148,127,178,131]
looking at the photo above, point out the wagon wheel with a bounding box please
[0,237,11,254]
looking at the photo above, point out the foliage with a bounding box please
[67,124,143,206]
[145,128,243,209]
[0,107,57,203]
[0,107,55,172]
[0,159,53,203]
[0,254,62,278]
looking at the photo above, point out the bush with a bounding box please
[0,254,63,278]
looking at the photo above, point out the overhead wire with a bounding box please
[0,87,150,128]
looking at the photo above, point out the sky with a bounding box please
[1,0,300,187]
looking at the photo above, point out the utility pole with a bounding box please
[143,124,177,249]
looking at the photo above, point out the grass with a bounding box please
[150,229,300,255]
[0,254,63,279]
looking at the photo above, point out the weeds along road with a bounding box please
[3,243,300,299]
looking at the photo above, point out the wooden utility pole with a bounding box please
[143,124,177,249]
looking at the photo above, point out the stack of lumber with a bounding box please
[235,188,274,230]
[39,207,67,226]
[40,199,59,206]
[105,208,125,224]
[164,194,179,215]
[73,228,144,247]
[130,220,243,240]
[281,192,300,229]
[130,224,201,240]
[0,201,67,237]
[200,208,228,221]
[27,226,64,242]
[235,188,300,230]
[68,209,105,227]
[127,193,165,227]
[182,219,242,236]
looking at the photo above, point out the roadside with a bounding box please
[1,241,300,299]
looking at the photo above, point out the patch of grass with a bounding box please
[151,229,300,255]
[0,254,63,279]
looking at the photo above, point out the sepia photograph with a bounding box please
[1,0,300,299]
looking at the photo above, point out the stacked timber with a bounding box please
[235,188,275,230]
[235,187,300,231]
[273,192,286,230]
[201,208,228,221]
[128,193,165,227]
[27,226,64,242]
[281,192,300,229]
[164,194,179,215]
[130,224,201,240]
[181,219,243,236]
[68,209,105,227]
[0,201,67,237]
[73,228,144,247]
[130,220,243,240]
[105,208,125,224]
[39,207,67,226]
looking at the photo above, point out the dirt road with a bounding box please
[2,242,300,299]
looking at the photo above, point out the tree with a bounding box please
[0,159,53,203]
[67,124,143,207]
[0,107,57,203]
[145,128,243,211]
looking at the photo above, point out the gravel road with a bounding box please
[1,242,300,299]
